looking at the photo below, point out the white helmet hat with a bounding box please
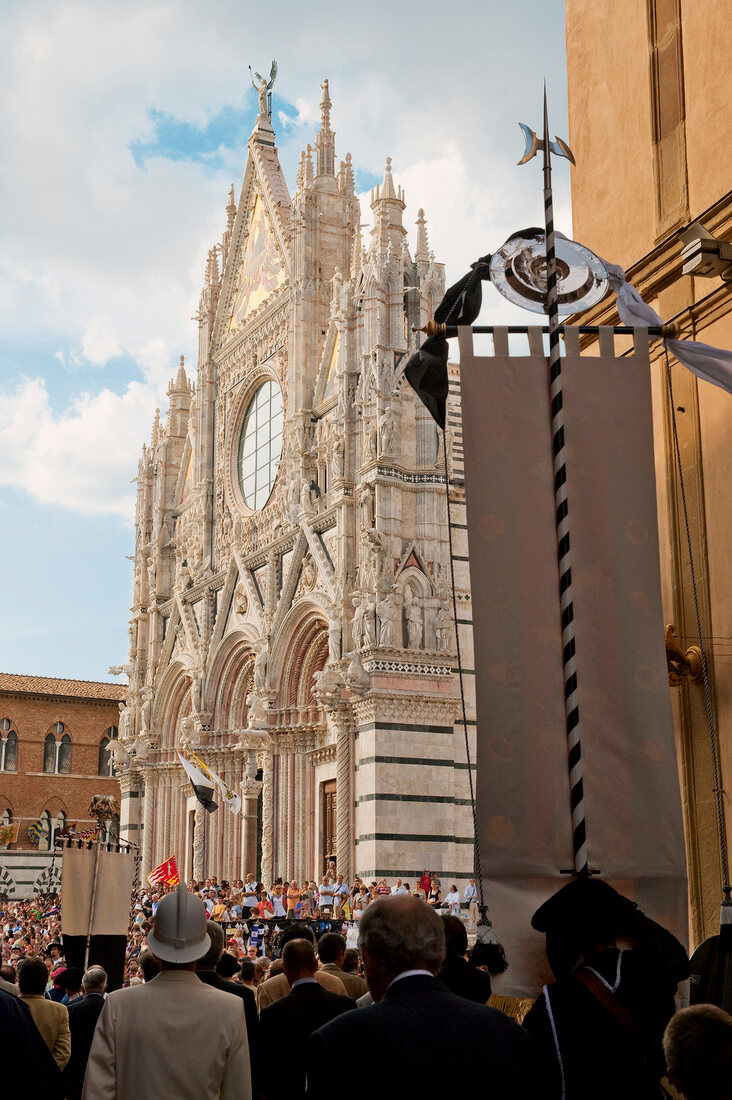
[147,883,209,964]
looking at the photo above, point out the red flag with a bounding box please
[147,855,180,887]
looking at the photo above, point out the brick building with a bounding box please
[0,674,125,897]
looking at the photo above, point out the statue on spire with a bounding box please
[249,60,278,119]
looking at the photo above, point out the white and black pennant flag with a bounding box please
[177,751,218,812]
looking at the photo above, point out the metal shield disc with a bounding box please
[490,229,609,315]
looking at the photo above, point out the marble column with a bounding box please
[142,769,154,878]
[333,707,354,882]
[259,750,274,887]
[193,801,205,881]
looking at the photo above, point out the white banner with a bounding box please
[459,326,687,997]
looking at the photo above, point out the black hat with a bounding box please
[532,877,635,934]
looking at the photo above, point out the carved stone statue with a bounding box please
[363,596,376,646]
[359,484,375,532]
[118,701,135,744]
[178,713,195,751]
[331,437,344,479]
[405,590,423,649]
[108,661,134,678]
[344,651,369,694]
[246,692,269,729]
[250,60,277,118]
[351,593,366,649]
[376,591,398,646]
[254,643,269,691]
[108,738,130,768]
[378,407,395,457]
[140,685,153,734]
[301,555,316,590]
[434,604,452,652]
[328,614,342,662]
[365,421,378,460]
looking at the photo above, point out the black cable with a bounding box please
[442,439,486,917]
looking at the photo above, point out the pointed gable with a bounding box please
[216,122,292,347]
[228,192,287,331]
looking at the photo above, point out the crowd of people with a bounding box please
[2,873,732,1099]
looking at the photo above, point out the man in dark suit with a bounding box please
[261,939,354,1100]
[438,914,493,1004]
[196,920,260,1098]
[306,895,545,1100]
[63,966,107,1100]
[1,987,65,1097]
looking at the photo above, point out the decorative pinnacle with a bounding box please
[320,78,332,128]
[381,156,396,199]
[415,208,430,263]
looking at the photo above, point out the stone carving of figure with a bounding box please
[140,685,153,734]
[235,584,248,617]
[405,589,423,650]
[378,407,395,457]
[178,713,195,751]
[351,593,366,649]
[359,484,375,532]
[365,421,378,461]
[434,603,452,652]
[250,60,277,118]
[108,738,130,768]
[147,555,157,596]
[301,555,316,590]
[300,479,314,513]
[376,591,398,647]
[254,643,269,691]
[246,692,269,729]
[328,612,342,662]
[363,596,376,646]
[118,702,135,744]
[331,437,344,480]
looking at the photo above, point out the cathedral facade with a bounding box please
[117,82,476,888]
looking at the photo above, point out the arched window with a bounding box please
[58,734,71,774]
[43,732,56,773]
[0,808,13,849]
[37,810,52,852]
[54,810,66,842]
[0,719,17,772]
[43,724,71,774]
[98,726,118,777]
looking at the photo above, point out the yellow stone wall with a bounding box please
[566,0,732,946]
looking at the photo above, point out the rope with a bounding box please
[663,343,730,895]
[442,442,485,912]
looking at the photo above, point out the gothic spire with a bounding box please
[315,78,335,178]
[415,208,430,263]
[370,156,407,253]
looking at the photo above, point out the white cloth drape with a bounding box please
[603,260,732,395]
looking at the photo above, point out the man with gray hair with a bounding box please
[305,895,544,1097]
[663,1004,732,1099]
[63,967,107,1100]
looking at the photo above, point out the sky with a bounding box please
[0,0,570,681]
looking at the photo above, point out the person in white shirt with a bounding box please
[464,878,478,932]
[444,886,461,916]
[242,874,259,911]
[319,875,335,916]
[393,880,408,895]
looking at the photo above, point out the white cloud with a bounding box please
[0,375,158,519]
[81,317,122,366]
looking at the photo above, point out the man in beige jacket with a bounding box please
[18,956,71,1070]
[83,884,251,1099]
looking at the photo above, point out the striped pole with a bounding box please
[541,90,587,875]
